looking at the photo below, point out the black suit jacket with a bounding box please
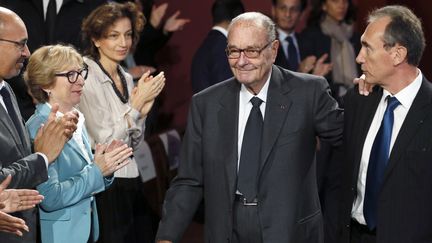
[0,82,48,243]
[0,0,106,120]
[191,29,233,93]
[340,78,432,242]
[156,65,343,242]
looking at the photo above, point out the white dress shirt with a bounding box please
[237,70,271,170]
[277,28,300,64]
[351,70,423,224]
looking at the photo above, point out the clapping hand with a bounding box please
[94,141,133,177]
[131,71,166,117]
[0,175,44,213]
[34,103,79,163]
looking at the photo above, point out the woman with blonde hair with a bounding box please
[25,44,133,243]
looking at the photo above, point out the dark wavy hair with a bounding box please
[308,0,356,26]
[81,2,146,60]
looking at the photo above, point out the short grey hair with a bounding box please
[228,12,277,43]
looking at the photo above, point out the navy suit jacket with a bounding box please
[191,29,233,93]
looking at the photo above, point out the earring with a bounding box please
[46,90,51,96]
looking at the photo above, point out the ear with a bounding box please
[92,38,101,48]
[392,45,408,66]
[271,40,280,62]
[42,88,51,96]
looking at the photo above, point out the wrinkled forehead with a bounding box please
[227,22,268,47]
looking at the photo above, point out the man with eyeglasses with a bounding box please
[156,12,343,243]
[0,7,78,243]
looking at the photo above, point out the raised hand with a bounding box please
[150,3,168,28]
[130,71,165,117]
[312,53,332,76]
[163,10,190,33]
[33,103,79,163]
[93,143,133,177]
[0,175,44,213]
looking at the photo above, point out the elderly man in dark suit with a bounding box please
[340,5,431,243]
[191,0,244,93]
[0,7,77,242]
[156,12,343,243]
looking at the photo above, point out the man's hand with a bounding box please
[33,103,79,163]
[0,211,28,237]
[354,74,374,96]
[0,175,44,213]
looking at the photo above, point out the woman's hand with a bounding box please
[93,142,133,177]
[130,71,165,117]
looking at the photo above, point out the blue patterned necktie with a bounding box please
[237,97,263,202]
[364,95,400,230]
[285,36,299,71]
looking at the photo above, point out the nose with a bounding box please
[236,51,249,66]
[22,44,31,58]
[355,48,365,64]
[119,35,127,46]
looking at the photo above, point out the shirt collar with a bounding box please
[277,28,295,41]
[212,26,228,37]
[240,69,271,104]
[382,69,423,110]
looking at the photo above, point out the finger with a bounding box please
[0,175,12,192]
[169,10,180,20]
[114,158,131,171]
[46,103,60,123]
[317,53,329,63]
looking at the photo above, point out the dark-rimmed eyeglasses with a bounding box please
[225,41,273,59]
[0,38,28,52]
[55,67,88,84]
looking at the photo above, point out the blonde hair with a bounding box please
[24,44,84,103]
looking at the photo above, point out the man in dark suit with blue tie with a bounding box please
[191,0,244,93]
[340,5,431,243]
[272,0,331,76]
[0,7,78,242]
[156,12,343,243]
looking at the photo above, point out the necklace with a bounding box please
[95,59,129,104]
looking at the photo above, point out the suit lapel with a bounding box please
[259,66,292,173]
[0,84,29,154]
[219,80,241,201]
[383,78,432,183]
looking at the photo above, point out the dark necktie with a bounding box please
[364,95,400,230]
[0,87,23,135]
[237,97,263,202]
[46,0,57,44]
[285,36,299,71]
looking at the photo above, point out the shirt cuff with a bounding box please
[35,152,49,169]
[129,107,142,121]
